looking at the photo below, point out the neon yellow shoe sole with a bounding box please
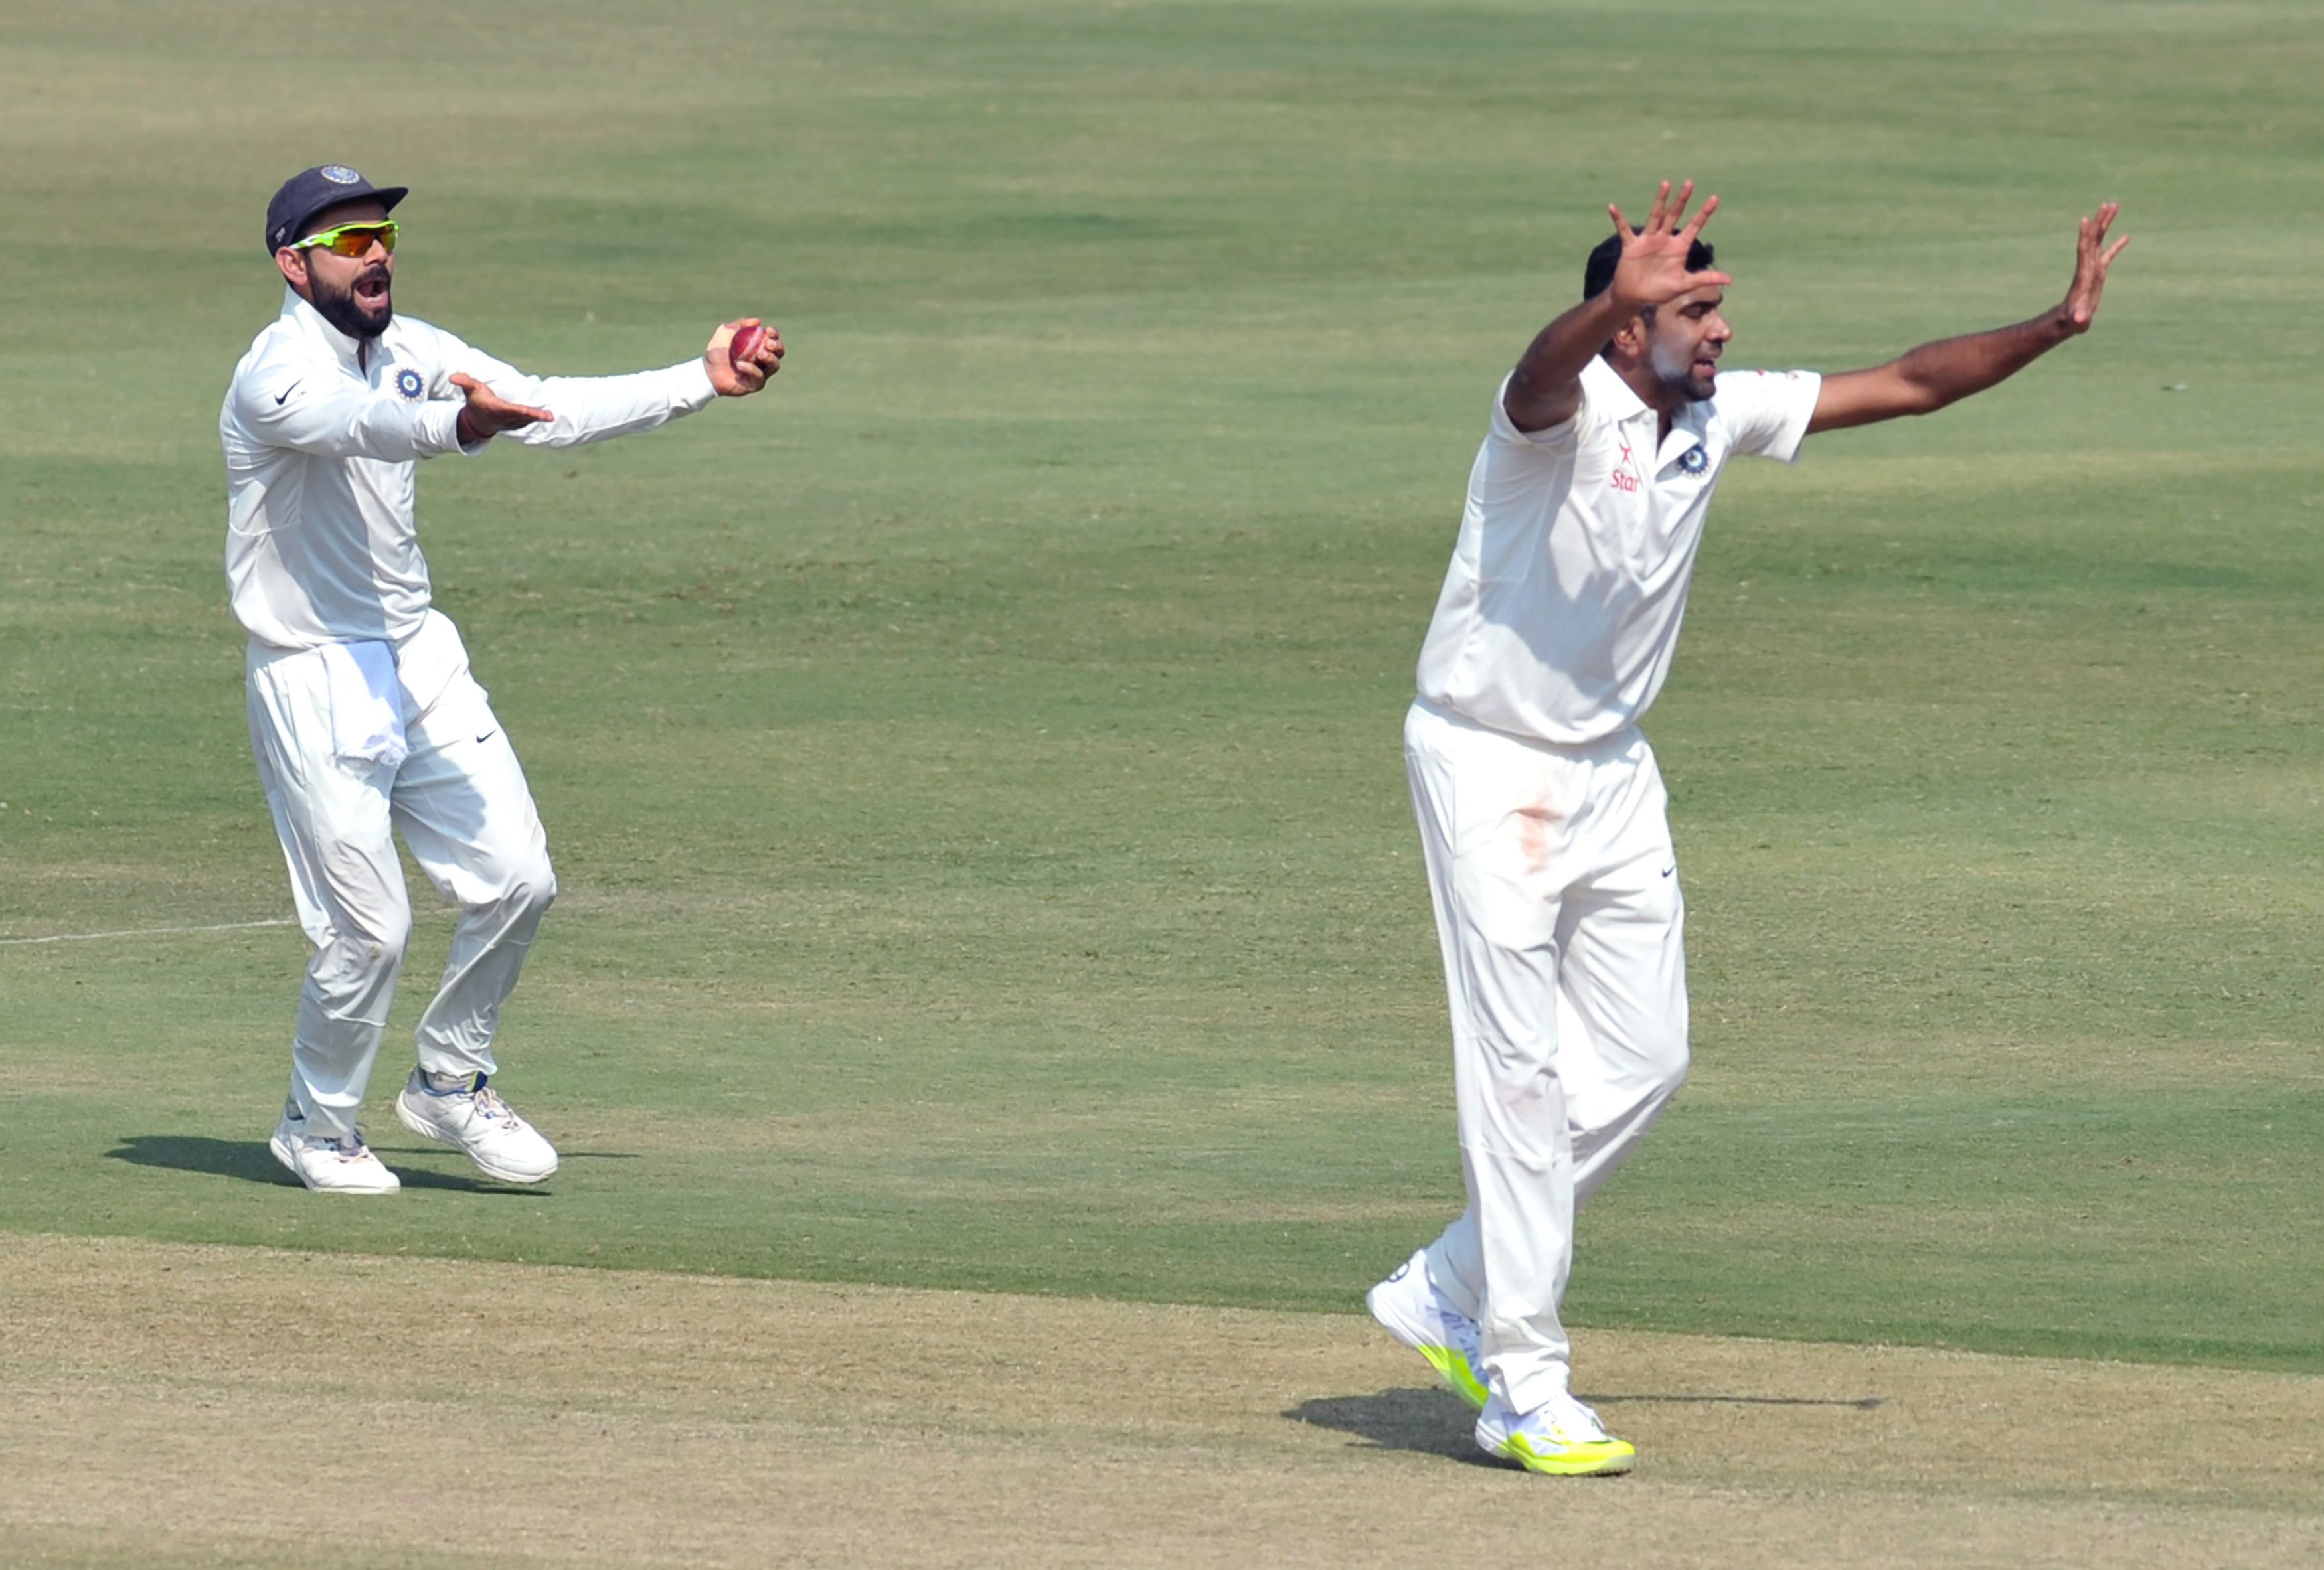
[1415,1342,1490,1411]
[1499,1431,1636,1476]
[1364,1260,1491,1412]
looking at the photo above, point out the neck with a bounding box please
[1608,354,1683,440]
[290,283,372,368]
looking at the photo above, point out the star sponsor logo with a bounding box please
[1610,434,1643,493]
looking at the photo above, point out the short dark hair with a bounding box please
[1583,231,1715,302]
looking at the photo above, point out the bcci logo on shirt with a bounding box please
[1680,446,1708,475]
[394,368,424,401]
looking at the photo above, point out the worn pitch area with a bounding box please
[3,1235,2318,1569]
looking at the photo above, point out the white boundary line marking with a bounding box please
[0,917,298,948]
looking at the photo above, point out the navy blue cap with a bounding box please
[264,165,408,256]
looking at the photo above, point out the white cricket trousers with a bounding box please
[1402,698,1690,1415]
[246,613,556,1140]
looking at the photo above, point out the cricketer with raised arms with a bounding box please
[1367,181,2128,1476]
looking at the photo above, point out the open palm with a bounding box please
[448,372,552,437]
[1605,180,1732,308]
[2062,202,2129,333]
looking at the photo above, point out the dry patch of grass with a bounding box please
[3,1233,2319,1568]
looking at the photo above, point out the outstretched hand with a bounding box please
[2061,202,2129,333]
[448,372,553,443]
[1604,179,1732,310]
[706,317,785,396]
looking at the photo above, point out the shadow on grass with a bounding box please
[367,1144,638,1167]
[1287,1384,1886,1458]
[106,1135,525,1194]
[1583,1391,1886,1410]
[1286,1387,1493,1464]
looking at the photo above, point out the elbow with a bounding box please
[1898,382,1951,418]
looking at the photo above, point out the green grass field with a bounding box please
[5,0,2322,1374]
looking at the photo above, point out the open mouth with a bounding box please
[353,270,391,305]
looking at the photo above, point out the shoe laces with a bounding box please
[1534,1389,1612,1443]
[426,1071,521,1125]
[468,1081,523,1128]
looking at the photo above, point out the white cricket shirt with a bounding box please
[221,287,719,652]
[1416,355,1821,746]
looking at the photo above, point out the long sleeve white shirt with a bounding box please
[221,287,718,651]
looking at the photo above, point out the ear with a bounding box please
[1606,311,1649,360]
[274,247,312,298]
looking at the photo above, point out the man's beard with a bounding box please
[308,261,394,341]
[1649,337,1716,402]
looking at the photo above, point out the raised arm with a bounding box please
[1504,181,1734,433]
[1806,204,2129,437]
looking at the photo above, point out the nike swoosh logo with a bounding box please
[1659,866,1675,878]
[273,380,302,405]
[475,730,497,745]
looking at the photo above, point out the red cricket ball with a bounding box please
[728,322,769,370]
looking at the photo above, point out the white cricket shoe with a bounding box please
[394,1069,559,1184]
[1475,1388,1635,1476]
[1365,1249,1489,1410]
[270,1105,400,1194]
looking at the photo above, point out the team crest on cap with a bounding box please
[1680,445,1709,475]
[395,368,424,400]
[321,165,362,185]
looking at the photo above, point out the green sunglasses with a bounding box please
[286,220,399,258]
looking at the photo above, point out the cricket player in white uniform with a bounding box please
[1366,181,2129,1473]
[223,164,784,1194]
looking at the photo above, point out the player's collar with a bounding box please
[280,285,367,372]
[1657,424,1706,473]
[1659,396,1711,471]
[1582,355,1651,422]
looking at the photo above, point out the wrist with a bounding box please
[456,407,488,445]
[1596,286,1645,320]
